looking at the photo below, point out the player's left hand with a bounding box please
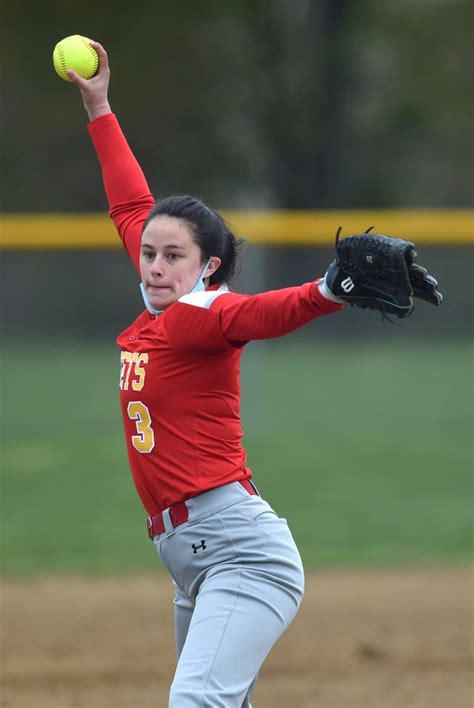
[323,228,443,319]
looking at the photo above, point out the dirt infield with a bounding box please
[1,569,472,708]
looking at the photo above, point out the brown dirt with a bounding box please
[1,569,472,708]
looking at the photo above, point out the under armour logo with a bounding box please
[341,276,355,293]
[192,540,207,553]
[365,253,374,264]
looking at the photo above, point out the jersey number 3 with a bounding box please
[127,401,155,454]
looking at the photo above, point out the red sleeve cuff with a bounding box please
[310,280,344,313]
[87,112,118,135]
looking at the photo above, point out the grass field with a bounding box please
[1,338,472,575]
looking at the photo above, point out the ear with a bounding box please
[205,256,222,279]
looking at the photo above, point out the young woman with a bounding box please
[68,41,344,707]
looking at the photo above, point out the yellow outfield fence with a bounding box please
[0,209,472,248]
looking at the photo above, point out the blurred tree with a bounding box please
[346,0,474,207]
[0,0,472,210]
[244,0,355,207]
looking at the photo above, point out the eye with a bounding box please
[142,250,154,261]
[166,253,181,262]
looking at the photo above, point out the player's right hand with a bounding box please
[68,40,112,122]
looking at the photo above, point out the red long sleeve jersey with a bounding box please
[89,114,343,516]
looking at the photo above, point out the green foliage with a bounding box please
[1,0,472,209]
[1,339,472,576]
[244,340,473,566]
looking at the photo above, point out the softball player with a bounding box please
[69,42,344,707]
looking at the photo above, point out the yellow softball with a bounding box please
[53,35,99,82]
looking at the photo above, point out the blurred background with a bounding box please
[1,0,472,573]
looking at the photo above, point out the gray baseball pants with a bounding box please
[152,480,305,707]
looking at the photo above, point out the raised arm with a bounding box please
[68,41,154,273]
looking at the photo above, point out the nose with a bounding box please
[150,255,165,277]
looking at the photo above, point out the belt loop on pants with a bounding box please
[239,478,260,497]
[146,478,259,539]
[147,500,188,539]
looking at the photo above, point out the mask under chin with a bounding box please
[140,283,164,315]
[139,257,213,315]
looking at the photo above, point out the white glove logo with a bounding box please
[341,276,355,293]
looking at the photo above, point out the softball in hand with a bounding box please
[53,35,99,81]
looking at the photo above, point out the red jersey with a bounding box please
[88,114,343,516]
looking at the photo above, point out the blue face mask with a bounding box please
[140,256,213,316]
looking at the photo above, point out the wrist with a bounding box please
[317,278,345,304]
[85,101,112,121]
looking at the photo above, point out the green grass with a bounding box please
[1,338,472,575]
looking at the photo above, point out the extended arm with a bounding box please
[164,281,344,352]
[68,41,154,273]
[214,282,343,344]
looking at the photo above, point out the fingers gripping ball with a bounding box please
[53,35,99,81]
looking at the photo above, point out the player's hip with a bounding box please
[152,481,304,601]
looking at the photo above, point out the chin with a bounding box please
[149,295,177,310]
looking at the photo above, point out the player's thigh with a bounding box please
[169,564,302,708]
[242,673,258,708]
[173,580,194,659]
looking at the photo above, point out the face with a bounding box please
[140,216,220,311]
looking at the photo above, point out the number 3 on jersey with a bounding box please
[127,401,155,454]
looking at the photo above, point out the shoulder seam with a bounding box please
[177,285,230,310]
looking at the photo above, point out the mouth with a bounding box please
[148,285,171,292]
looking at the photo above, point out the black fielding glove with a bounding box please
[323,227,443,319]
